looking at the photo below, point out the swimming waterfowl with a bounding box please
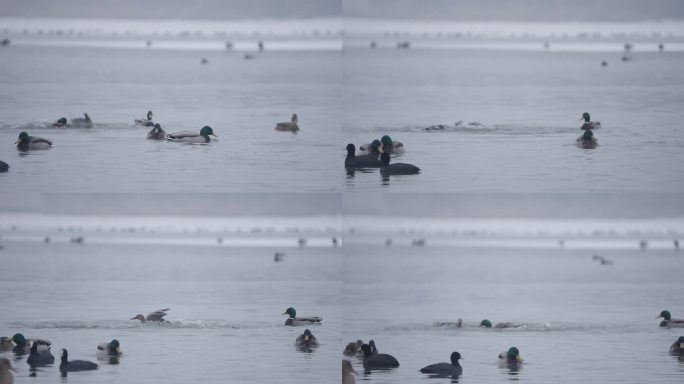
[282,307,322,326]
[669,336,684,356]
[295,329,319,348]
[53,117,68,128]
[658,310,684,328]
[361,343,399,369]
[420,351,463,377]
[166,126,217,143]
[345,144,383,168]
[11,334,51,354]
[97,339,121,356]
[499,347,523,367]
[135,111,154,126]
[15,131,52,151]
[580,112,601,130]
[71,113,93,128]
[131,308,170,323]
[480,319,521,329]
[343,340,363,356]
[0,161,8,173]
[434,318,463,327]
[577,129,598,148]
[26,342,55,367]
[146,123,166,140]
[380,153,420,175]
[275,114,299,132]
[0,337,12,351]
[342,360,357,384]
[0,358,14,384]
[358,139,383,157]
[60,349,98,375]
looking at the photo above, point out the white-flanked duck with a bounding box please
[282,307,322,326]
[658,310,684,328]
[131,308,170,323]
[146,123,166,140]
[60,349,98,376]
[166,126,217,143]
[360,135,404,155]
[380,153,420,176]
[71,113,93,128]
[15,131,52,151]
[275,114,299,132]
[420,351,462,377]
[580,112,601,130]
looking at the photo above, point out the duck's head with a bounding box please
[15,131,30,144]
[450,351,462,365]
[57,117,67,125]
[153,123,163,134]
[131,314,145,322]
[302,329,313,341]
[147,110,153,120]
[282,307,296,318]
[346,143,356,156]
[582,130,594,140]
[381,135,392,147]
[342,360,357,375]
[580,112,590,122]
[381,152,390,166]
[480,319,492,328]
[108,339,121,355]
[12,333,26,347]
[371,139,383,153]
[658,310,672,320]
[506,347,522,363]
[199,126,217,138]
[291,114,298,123]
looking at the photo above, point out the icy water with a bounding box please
[342,244,684,384]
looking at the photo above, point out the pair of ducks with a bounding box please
[577,112,600,147]
[145,124,218,143]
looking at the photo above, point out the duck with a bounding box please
[275,114,299,132]
[345,144,383,168]
[380,153,420,175]
[658,310,684,328]
[361,343,399,369]
[282,307,322,326]
[669,336,684,356]
[26,342,55,367]
[580,112,601,130]
[577,129,598,148]
[433,318,463,327]
[342,360,357,384]
[11,334,51,354]
[360,136,404,155]
[0,161,8,173]
[97,339,121,356]
[71,113,93,128]
[53,117,68,128]
[420,351,463,377]
[358,139,383,157]
[343,340,363,356]
[15,131,52,151]
[135,110,154,126]
[0,357,14,384]
[166,126,217,143]
[498,347,523,367]
[59,349,98,375]
[131,308,170,323]
[479,319,520,329]
[295,329,319,349]
[0,337,13,351]
[146,123,166,140]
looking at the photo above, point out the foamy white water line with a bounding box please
[13,38,342,51]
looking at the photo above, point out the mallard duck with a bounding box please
[15,131,52,151]
[498,347,523,367]
[345,144,383,168]
[53,117,68,128]
[658,310,684,328]
[669,336,684,356]
[420,351,463,377]
[146,123,166,140]
[580,112,601,130]
[71,113,93,128]
[577,129,598,148]
[282,307,322,326]
[0,337,13,351]
[480,319,520,329]
[166,126,217,143]
[358,139,383,157]
[60,349,98,375]
[26,342,54,367]
[343,340,363,356]
[135,111,154,126]
[295,329,319,348]
[131,308,170,323]
[361,343,399,369]
[342,360,357,384]
[380,153,420,175]
[359,135,404,155]
[11,334,51,354]
[97,339,121,356]
[0,357,14,384]
[275,114,299,132]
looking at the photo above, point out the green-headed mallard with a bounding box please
[282,307,322,326]
[498,347,523,367]
[11,334,51,355]
[580,112,601,130]
[97,339,121,356]
[275,114,299,132]
[658,310,684,328]
[166,126,217,143]
[420,351,462,377]
[53,117,68,128]
[131,308,170,323]
[360,135,405,155]
[15,131,52,151]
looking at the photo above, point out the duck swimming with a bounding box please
[131,308,170,323]
[282,307,322,326]
[669,336,684,356]
[135,110,154,127]
[0,358,14,384]
[345,144,383,168]
[480,319,521,329]
[361,343,399,369]
[342,360,357,384]
[358,139,382,157]
[53,117,68,128]
[166,126,217,143]
[0,337,12,351]
[580,112,601,130]
[577,129,598,148]
[658,310,684,328]
[60,349,98,375]
[295,329,319,349]
[343,340,363,356]
[420,351,463,377]
[15,131,52,151]
[146,123,166,140]
[97,339,121,356]
[380,153,420,175]
[499,347,523,367]
[26,342,54,367]
[11,334,51,354]
[71,113,93,128]
[433,318,463,327]
[361,135,404,155]
[275,114,299,132]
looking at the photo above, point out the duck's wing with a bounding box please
[30,137,52,145]
[297,316,322,323]
[146,308,170,321]
[166,131,198,140]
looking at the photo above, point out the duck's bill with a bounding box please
[516,355,523,363]
[578,117,584,121]
[304,335,309,341]
[680,343,684,349]
[116,346,121,354]
[281,312,288,315]
[210,134,218,138]
[14,139,20,144]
